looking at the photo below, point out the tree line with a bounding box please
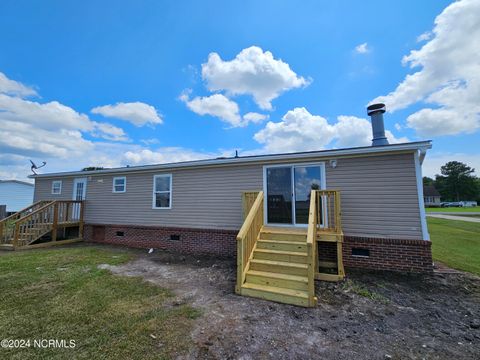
[423,161,480,202]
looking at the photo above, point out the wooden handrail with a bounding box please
[236,191,264,294]
[237,192,263,242]
[0,201,49,224]
[0,201,52,244]
[14,201,55,224]
[316,190,342,233]
[6,200,85,247]
[306,190,318,306]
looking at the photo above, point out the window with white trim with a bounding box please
[112,176,126,193]
[51,180,62,194]
[153,174,172,209]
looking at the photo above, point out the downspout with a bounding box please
[415,148,430,241]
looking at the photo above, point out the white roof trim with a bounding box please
[29,141,432,179]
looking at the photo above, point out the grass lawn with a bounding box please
[428,217,480,276]
[426,206,480,213]
[0,246,200,360]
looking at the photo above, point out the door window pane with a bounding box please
[294,166,321,224]
[266,167,292,224]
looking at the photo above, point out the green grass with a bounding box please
[428,217,480,276]
[341,279,389,304]
[426,206,480,213]
[0,246,200,360]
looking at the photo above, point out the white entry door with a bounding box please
[72,178,87,220]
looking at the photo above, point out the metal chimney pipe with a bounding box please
[367,103,389,146]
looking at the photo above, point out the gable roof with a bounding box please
[29,140,432,179]
[423,185,440,197]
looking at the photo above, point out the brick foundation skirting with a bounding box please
[342,235,433,273]
[83,224,237,257]
[84,224,433,272]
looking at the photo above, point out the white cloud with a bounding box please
[0,72,134,181]
[140,138,160,146]
[416,31,432,42]
[243,112,269,124]
[354,42,370,54]
[0,72,37,97]
[123,147,213,165]
[91,122,129,142]
[91,102,163,127]
[181,93,242,127]
[201,46,310,110]
[254,107,407,152]
[372,0,480,137]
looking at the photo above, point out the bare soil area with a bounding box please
[97,245,480,360]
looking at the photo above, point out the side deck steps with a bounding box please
[238,226,315,307]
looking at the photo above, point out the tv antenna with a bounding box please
[30,160,47,175]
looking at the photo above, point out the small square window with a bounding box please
[51,180,62,195]
[112,177,126,193]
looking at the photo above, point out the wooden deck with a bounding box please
[0,200,85,250]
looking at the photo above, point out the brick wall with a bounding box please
[343,235,433,273]
[84,224,433,272]
[84,224,237,257]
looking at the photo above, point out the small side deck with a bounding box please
[0,200,85,250]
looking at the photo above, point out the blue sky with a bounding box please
[0,0,479,180]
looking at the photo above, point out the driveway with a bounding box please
[427,213,480,223]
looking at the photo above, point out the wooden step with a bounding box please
[249,259,308,276]
[0,244,14,251]
[257,239,307,252]
[260,228,307,242]
[241,282,309,307]
[246,270,308,291]
[254,248,307,263]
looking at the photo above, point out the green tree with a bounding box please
[436,161,479,201]
[423,176,434,186]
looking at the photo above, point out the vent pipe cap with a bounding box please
[367,103,386,116]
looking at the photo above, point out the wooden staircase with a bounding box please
[0,200,84,250]
[236,190,345,307]
[241,227,311,306]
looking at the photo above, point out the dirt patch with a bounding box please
[99,246,480,360]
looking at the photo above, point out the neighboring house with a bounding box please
[10,103,434,306]
[0,180,34,213]
[423,185,441,207]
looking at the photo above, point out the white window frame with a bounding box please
[51,180,62,195]
[262,162,326,227]
[112,176,126,193]
[152,174,172,209]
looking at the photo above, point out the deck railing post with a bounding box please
[13,222,20,248]
[52,202,59,242]
[78,201,85,239]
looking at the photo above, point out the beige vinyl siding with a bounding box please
[33,152,423,239]
[34,178,75,201]
[325,153,422,239]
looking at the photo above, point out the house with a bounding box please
[0,180,34,215]
[423,185,441,207]
[1,103,434,307]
